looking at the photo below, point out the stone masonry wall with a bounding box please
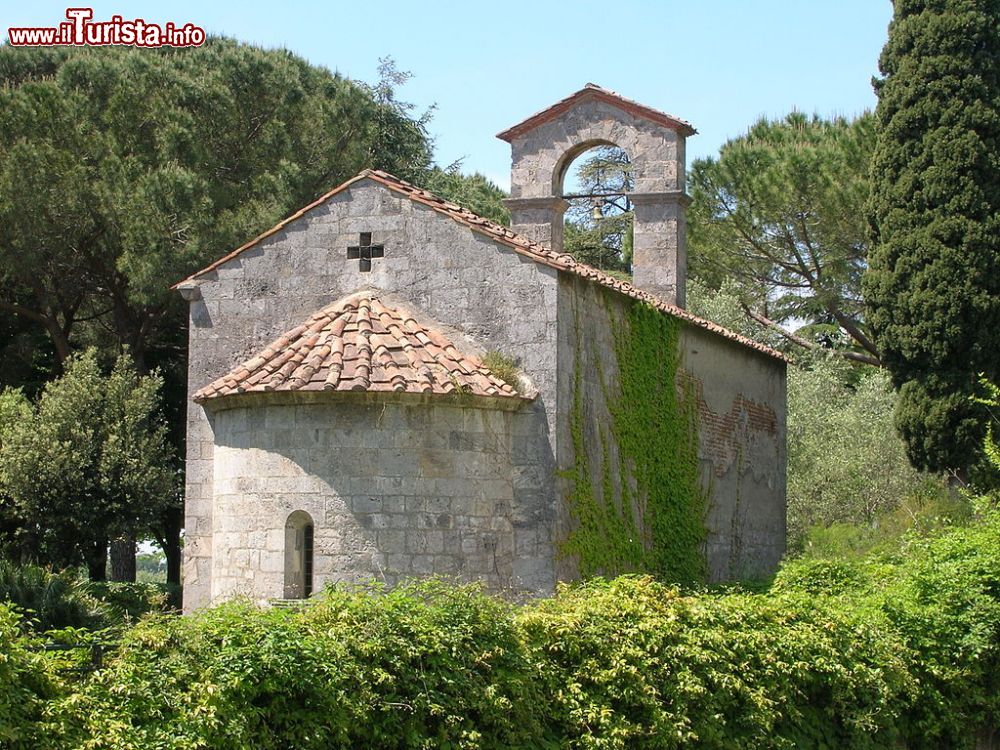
[182,178,560,611]
[506,97,685,200]
[555,274,786,582]
[183,174,785,610]
[505,95,689,305]
[680,325,787,580]
[209,396,527,602]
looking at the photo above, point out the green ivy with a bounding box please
[562,293,706,584]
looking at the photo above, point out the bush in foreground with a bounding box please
[4,506,998,749]
[0,561,104,632]
[0,603,66,749]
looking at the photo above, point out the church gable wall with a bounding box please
[182,179,560,611]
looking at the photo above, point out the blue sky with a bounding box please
[4,1,893,190]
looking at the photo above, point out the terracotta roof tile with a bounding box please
[175,170,786,363]
[193,291,526,403]
[496,83,697,142]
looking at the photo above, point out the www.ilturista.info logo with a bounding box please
[7,8,206,47]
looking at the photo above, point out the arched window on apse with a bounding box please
[283,510,314,599]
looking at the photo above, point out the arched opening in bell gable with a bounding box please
[557,141,634,276]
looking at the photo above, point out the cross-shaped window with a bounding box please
[346,232,384,272]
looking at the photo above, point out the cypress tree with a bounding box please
[865,0,1000,477]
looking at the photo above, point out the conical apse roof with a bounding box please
[193,291,525,403]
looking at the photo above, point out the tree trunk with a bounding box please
[164,513,182,587]
[156,505,183,609]
[109,535,137,582]
[0,299,73,369]
[85,540,108,581]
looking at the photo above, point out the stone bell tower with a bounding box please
[497,84,696,307]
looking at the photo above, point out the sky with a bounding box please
[3,1,894,190]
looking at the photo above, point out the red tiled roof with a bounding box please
[193,291,526,403]
[496,83,697,142]
[174,170,786,363]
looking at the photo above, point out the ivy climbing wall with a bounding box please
[555,275,786,584]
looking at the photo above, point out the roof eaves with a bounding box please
[359,172,787,363]
[173,167,786,363]
[496,83,697,142]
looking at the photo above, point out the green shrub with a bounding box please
[875,514,1000,743]
[55,512,999,749]
[0,561,105,632]
[0,602,64,749]
[522,576,916,749]
[798,483,973,562]
[84,580,175,621]
[19,509,1000,748]
[70,581,549,749]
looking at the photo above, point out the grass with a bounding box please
[482,350,523,394]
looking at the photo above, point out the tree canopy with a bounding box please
[865,0,1000,477]
[688,113,878,365]
[0,351,176,580]
[423,168,510,225]
[0,40,433,375]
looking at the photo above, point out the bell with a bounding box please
[591,203,603,221]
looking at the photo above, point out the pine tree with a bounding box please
[865,0,1000,477]
[689,113,877,364]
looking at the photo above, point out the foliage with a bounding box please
[973,376,1000,483]
[685,278,785,351]
[481,350,523,394]
[798,484,972,561]
[566,145,633,199]
[689,112,879,365]
[135,550,168,583]
[0,559,171,635]
[65,580,548,750]
[786,355,943,547]
[27,508,1000,748]
[0,41,434,375]
[563,215,633,273]
[832,508,1000,744]
[422,168,510,225]
[0,350,176,577]
[864,0,1000,476]
[524,575,923,749]
[0,388,32,554]
[0,602,66,749]
[85,581,174,621]
[563,146,633,272]
[361,57,435,180]
[0,561,105,633]
[562,294,705,583]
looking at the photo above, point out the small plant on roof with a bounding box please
[482,351,523,394]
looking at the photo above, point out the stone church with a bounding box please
[175,84,787,612]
